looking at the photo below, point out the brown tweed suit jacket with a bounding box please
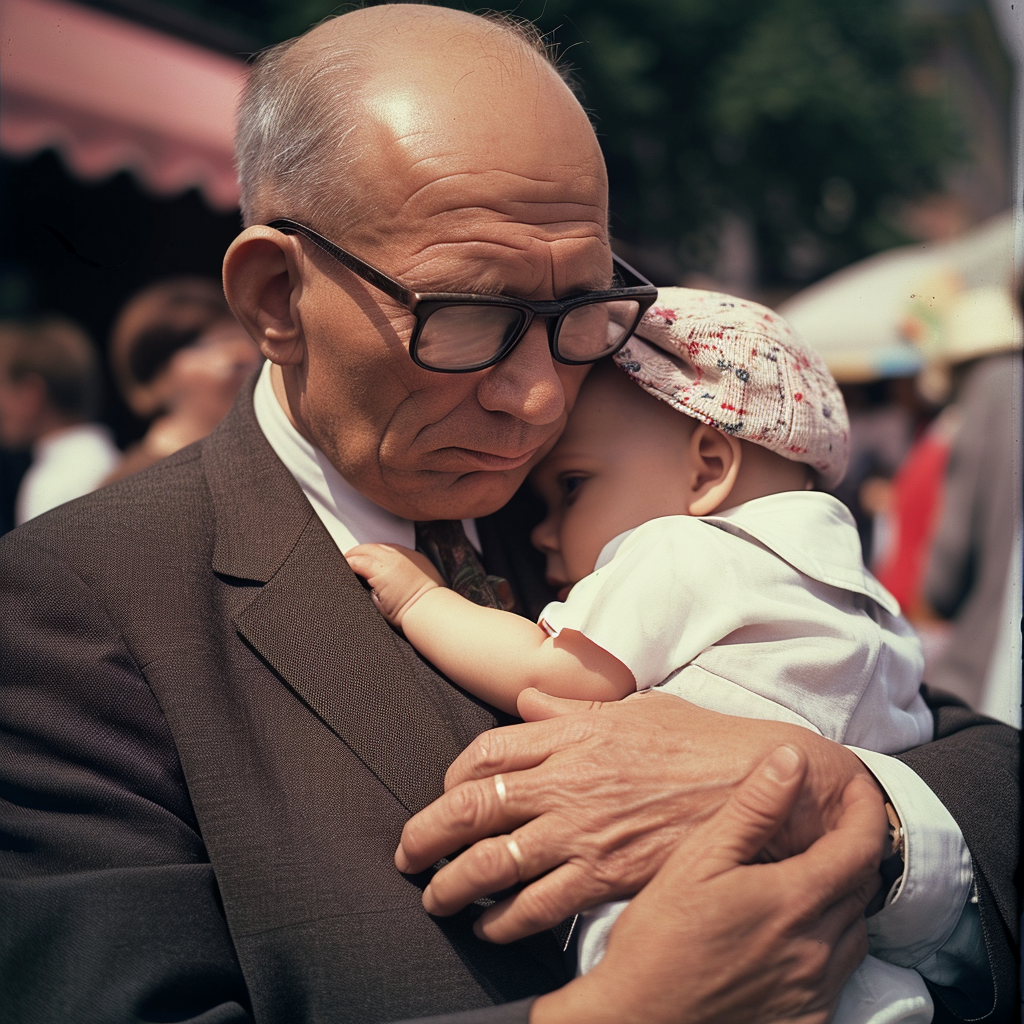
[0,380,1017,1023]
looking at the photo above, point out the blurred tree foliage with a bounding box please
[154,0,967,284]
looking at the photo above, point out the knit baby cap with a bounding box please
[613,287,850,488]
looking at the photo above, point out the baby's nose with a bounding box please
[530,516,558,555]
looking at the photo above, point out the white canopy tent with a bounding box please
[779,212,1015,382]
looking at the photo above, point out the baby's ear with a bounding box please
[686,424,741,516]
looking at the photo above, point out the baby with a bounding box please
[347,288,935,1024]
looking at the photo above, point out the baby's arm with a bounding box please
[345,543,635,715]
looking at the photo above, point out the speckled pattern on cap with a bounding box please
[613,287,850,487]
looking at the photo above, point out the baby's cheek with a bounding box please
[562,517,604,580]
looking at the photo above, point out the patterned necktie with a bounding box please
[415,520,516,612]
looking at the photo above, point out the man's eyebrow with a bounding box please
[412,271,506,295]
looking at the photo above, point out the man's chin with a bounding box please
[381,465,531,522]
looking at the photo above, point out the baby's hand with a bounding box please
[345,544,445,628]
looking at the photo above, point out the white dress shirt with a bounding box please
[252,359,978,998]
[15,422,120,525]
[253,359,480,552]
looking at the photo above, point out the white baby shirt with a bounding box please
[539,490,932,754]
[540,492,937,1024]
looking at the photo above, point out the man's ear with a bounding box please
[686,423,742,516]
[223,226,305,366]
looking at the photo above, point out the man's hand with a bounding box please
[345,543,444,627]
[531,746,884,1024]
[395,689,885,943]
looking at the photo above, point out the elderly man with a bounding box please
[1,7,1016,1024]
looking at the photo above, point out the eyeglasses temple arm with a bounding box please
[268,219,414,306]
[611,251,656,289]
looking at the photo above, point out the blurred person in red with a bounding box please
[0,316,119,524]
[923,285,1023,721]
[873,285,1022,690]
[105,277,262,483]
[870,410,953,619]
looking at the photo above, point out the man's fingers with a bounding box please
[421,828,562,917]
[397,768,541,874]
[473,861,598,944]
[442,715,594,791]
[815,917,871,1015]
[695,745,806,878]
[445,693,679,790]
[791,775,886,912]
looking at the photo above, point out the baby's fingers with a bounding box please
[344,545,382,582]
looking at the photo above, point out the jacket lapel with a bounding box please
[202,377,496,814]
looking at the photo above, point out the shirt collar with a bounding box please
[252,360,480,554]
[702,491,901,616]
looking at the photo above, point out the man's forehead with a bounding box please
[391,160,608,279]
[349,96,608,294]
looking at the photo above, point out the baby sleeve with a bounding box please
[538,517,745,690]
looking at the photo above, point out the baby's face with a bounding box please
[530,362,696,597]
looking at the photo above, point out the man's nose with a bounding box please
[475,320,565,425]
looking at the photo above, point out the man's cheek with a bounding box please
[558,363,591,414]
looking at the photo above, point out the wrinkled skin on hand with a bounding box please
[396,689,885,943]
[530,746,885,1024]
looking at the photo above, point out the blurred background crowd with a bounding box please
[0,0,1020,725]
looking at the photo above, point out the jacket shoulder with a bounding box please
[1,441,212,581]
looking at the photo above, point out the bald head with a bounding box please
[226,4,613,522]
[237,5,600,242]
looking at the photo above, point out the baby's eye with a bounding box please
[561,474,587,497]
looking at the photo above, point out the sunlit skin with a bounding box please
[224,12,891,1017]
[346,361,817,713]
[530,362,705,598]
[225,7,608,520]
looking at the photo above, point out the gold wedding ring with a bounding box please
[493,773,508,804]
[506,836,525,873]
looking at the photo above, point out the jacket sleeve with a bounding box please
[896,687,1020,1023]
[0,532,254,1024]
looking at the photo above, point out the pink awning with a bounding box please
[0,0,248,210]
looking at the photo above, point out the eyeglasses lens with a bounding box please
[555,300,642,362]
[416,304,525,370]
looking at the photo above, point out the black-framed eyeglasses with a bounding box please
[268,217,658,374]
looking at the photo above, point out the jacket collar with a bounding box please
[204,372,313,584]
[201,372,497,815]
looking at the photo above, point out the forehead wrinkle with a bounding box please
[400,168,605,210]
[398,242,535,294]
[419,206,608,241]
[400,236,610,295]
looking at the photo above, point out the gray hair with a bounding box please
[235,10,574,232]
